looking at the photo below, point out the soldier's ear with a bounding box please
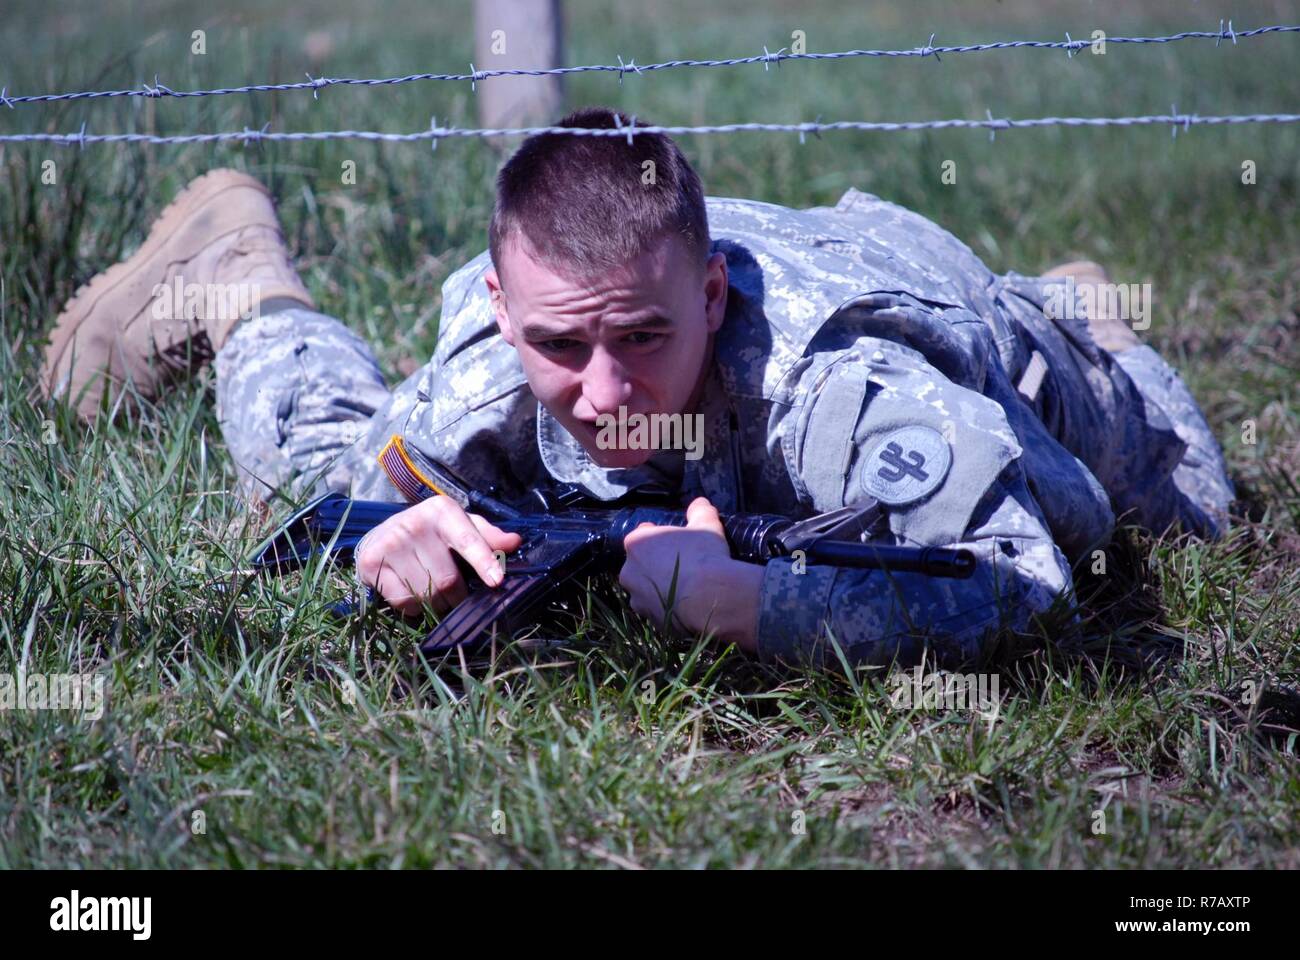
[703,251,728,334]
[484,269,515,346]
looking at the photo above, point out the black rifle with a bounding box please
[249,460,975,660]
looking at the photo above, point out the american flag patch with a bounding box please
[377,435,440,504]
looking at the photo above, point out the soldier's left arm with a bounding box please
[755,338,1075,668]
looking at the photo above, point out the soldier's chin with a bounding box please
[585,443,655,469]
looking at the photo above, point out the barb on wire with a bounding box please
[1167,103,1199,139]
[797,114,825,145]
[1,23,1296,107]
[236,121,272,145]
[305,72,330,99]
[616,55,644,84]
[3,111,1298,149]
[141,75,173,98]
[611,112,639,145]
[985,108,1003,141]
[917,33,942,62]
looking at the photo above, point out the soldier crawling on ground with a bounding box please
[42,107,1236,667]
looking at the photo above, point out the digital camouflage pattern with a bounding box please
[215,187,1235,668]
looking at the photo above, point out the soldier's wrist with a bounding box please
[704,558,763,654]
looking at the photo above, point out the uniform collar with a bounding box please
[534,361,743,509]
[536,403,685,500]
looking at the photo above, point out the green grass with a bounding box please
[1,0,1298,868]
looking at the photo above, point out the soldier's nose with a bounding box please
[581,354,634,418]
[584,381,634,418]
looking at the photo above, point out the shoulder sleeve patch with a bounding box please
[860,425,952,505]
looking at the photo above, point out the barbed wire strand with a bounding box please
[0,21,1290,108]
[3,112,1298,148]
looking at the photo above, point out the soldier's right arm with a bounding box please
[349,253,536,611]
[354,494,522,616]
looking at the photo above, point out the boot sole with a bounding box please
[43,168,279,408]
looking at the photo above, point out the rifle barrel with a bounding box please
[802,540,976,578]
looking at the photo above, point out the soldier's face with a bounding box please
[486,234,729,468]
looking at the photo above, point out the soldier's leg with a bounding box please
[1041,262,1235,538]
[1110,345,1236,538]
[214,302,393,505]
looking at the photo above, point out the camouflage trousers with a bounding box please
[213,307,398,507]
[1109,344,1236,536]
[213,304,1236,535]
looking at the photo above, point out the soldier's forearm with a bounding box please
[753,531,1071,669]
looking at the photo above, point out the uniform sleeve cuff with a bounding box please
[755,559,840,665]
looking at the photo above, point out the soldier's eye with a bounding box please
[625,331,665,346]
[538,338,581,353]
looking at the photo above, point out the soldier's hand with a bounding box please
[355,495,523,617]
[619,497,763,653]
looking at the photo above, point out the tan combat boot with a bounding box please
[43,169,315,420]
[1041,259,1141,353]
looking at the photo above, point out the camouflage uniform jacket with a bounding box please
[348,188,1193,668]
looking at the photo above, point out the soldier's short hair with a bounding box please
[489,106,710,284]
